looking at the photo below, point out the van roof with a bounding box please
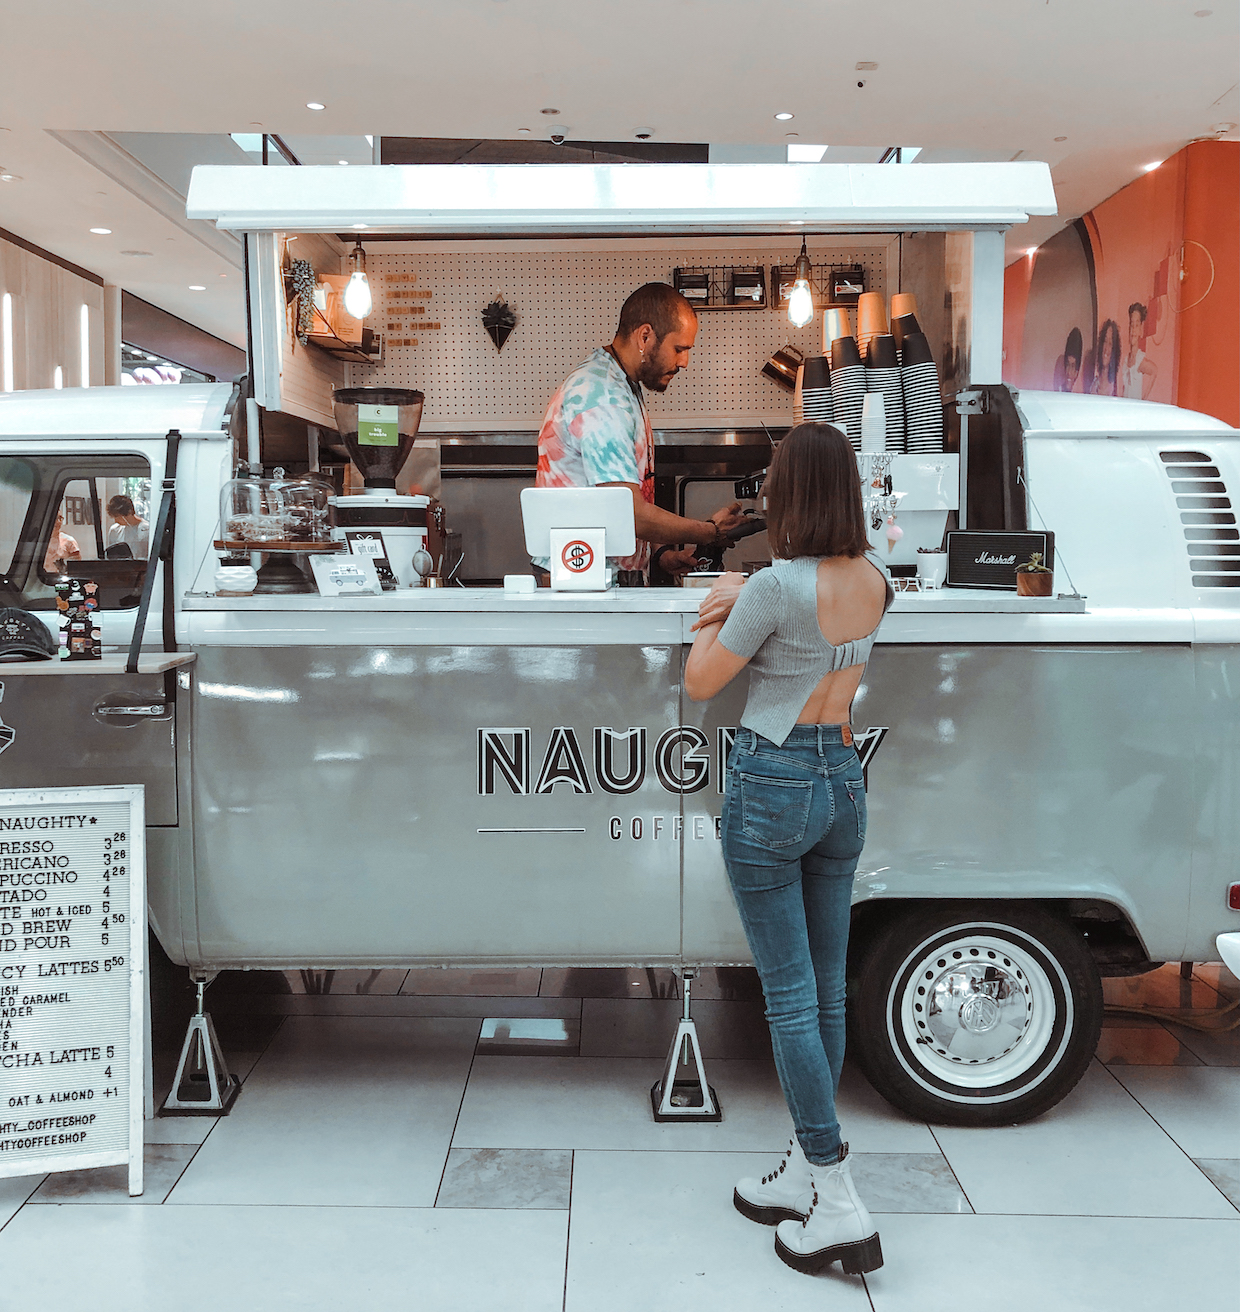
[1019,390,1236,437]
[0,382,236,436]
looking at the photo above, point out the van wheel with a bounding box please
[847,903,1103,1126]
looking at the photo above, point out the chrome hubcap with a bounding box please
[890,929,1071,1097]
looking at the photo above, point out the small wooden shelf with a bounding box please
[214,540,342,554]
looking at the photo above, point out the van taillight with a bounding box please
[1230,884,1240,911]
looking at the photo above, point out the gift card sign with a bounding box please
[309,554,381,596]
[357,404,399,447]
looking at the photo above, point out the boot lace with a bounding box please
[761,1144,793,1186]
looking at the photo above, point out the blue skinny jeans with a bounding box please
[721,724,867,1166]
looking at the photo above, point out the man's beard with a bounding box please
[636,357,676,392]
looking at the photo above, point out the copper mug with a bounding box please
[762,344,805,390]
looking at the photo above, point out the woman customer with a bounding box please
[685,421,892,1278]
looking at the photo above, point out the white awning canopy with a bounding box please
[186,161,1057,236]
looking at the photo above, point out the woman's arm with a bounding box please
[685,620,750,701]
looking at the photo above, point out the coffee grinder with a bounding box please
[329,387,442,587]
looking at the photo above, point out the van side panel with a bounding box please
[1189,646,1240,960]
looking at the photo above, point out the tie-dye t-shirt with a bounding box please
[535,347,653,572]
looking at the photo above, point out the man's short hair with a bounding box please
[617,283,696,340]
[107,494,135,517]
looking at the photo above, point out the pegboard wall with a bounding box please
[347,239,892,429]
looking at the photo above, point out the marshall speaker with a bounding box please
[945,531,1055,590]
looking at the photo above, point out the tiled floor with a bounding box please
[2,963,1236,1311]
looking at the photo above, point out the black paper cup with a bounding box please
[802,355,831,391]
[892,313,922,351]
[830,336,862,371]
[899,331,934,367]
[867,334,898,370]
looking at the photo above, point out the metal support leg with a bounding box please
[650,969,722,1123]
[161,973,241,1116]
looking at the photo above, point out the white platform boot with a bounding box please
[733,1137,814,1225]
[774,1143,883,1276]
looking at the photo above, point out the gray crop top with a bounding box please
[716,552,895,747]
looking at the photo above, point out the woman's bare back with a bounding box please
[795,555,889,726]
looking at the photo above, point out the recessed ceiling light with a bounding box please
[306,102,326,111]
[351,223,368,230]
[1054,136,1067,142]
[1026,246,1038,256]
[517,127,531,134]
[855,61,878,71]
[540,107,560,115]
[774,112,795,121]
[89,227,112,235]
[785,131,799,138]
[120,250,153,258]
[338,159,349,165]
[1142,160,1163,172]
[188,285,206,291]
[0,172,20,182]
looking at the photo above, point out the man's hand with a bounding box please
[656,547,704,577]
[691,571,746,630]
[708,501,746,539]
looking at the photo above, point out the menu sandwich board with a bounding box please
[0,786,145,1197]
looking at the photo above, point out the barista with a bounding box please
[534,282,744,583]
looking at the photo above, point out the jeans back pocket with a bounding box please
[842,775,867,843]
[738,771,814,849]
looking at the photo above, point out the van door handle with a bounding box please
[96,703,167,717]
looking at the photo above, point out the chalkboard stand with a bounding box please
[0,786,147,1197]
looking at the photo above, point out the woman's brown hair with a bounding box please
[763,422,870,560]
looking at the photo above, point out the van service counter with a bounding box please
[5,161,1240,1127]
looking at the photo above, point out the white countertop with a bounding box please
[181,586,1086,615]
[174,586,1176,649]
[0,653,196,677]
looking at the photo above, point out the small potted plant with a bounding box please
[1015,551,1053,597]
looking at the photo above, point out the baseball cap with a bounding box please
[0,608,57,661]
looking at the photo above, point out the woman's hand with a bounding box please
[691,571,746,631]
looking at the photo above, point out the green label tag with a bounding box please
[357,404,399,447]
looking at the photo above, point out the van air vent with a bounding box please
[1161,450,1240,588]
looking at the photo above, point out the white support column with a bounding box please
[968,230,1006,384]
[248,232,285,412]
[103,283,122,386]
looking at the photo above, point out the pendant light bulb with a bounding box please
[343,240,372,319]
[787,238,814,328]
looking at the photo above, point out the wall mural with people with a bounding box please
[1003,139,1238,426]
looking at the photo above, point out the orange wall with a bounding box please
[1004,141,1238,425]
[1176,141,1239,427]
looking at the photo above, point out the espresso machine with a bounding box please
[330,387,445,587]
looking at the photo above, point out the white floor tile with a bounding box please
[0,1203,567,1312]
[0,1173,43,1228]
[1110,1066,1240,1158]
[29,1144,196,1205]
[143,1113,216,1145]
[166,1016,479,1207]
[933,1063,1237,1218]
[864,1213,1239,1312]
[565,1150,872,1311]
[454,1056,937,1154]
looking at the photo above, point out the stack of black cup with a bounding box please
[865,334,906,452]
[828,338,866,451]
[893,313,945,453]
[800,356,834,425]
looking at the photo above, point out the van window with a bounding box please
[0,455,153,611]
